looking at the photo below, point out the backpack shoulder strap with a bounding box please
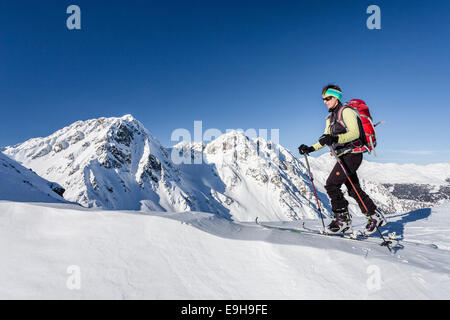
[339,103,361,121]
[337,104,350,128]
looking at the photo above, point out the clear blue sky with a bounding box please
[1,0,449,164]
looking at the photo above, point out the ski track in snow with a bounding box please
[1,201,449,299]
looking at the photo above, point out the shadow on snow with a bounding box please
[384,208,432,240]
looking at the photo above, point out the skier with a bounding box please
[298,85,386,235]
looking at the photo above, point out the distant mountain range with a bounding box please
[2,114,449,221]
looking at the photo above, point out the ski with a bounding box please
[301,222,399,249]
[302,222,441,250]
[255,217,398,248]
[255,217,441,250]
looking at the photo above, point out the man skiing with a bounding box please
[298,85,386,235]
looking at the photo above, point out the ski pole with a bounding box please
[303,153,326,232]
[329,148,369,212]
[329,147,392,252]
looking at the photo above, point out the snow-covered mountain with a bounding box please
[172,131,327,221]
[3,114,448,220]
[3,115,327,220]
[3,115,195,212]
[0,151,66,203]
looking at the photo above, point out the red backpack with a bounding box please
[338,99,379,156]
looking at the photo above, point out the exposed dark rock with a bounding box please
[49,182,65,197]
[113,123,134,147]
[383,183,450,203]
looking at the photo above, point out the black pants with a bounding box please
[324,153,377,216]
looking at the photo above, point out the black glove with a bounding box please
[298,144,315,155]
[319,134,339,146]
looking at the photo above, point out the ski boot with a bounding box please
[364,212,387,235]
[327,209,352,234]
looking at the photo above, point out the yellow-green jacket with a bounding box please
[312,106,361,153]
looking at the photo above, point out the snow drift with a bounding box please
[0,200,449,299]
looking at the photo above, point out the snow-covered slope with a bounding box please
[0,152,66,203]
[1,200,449,299]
